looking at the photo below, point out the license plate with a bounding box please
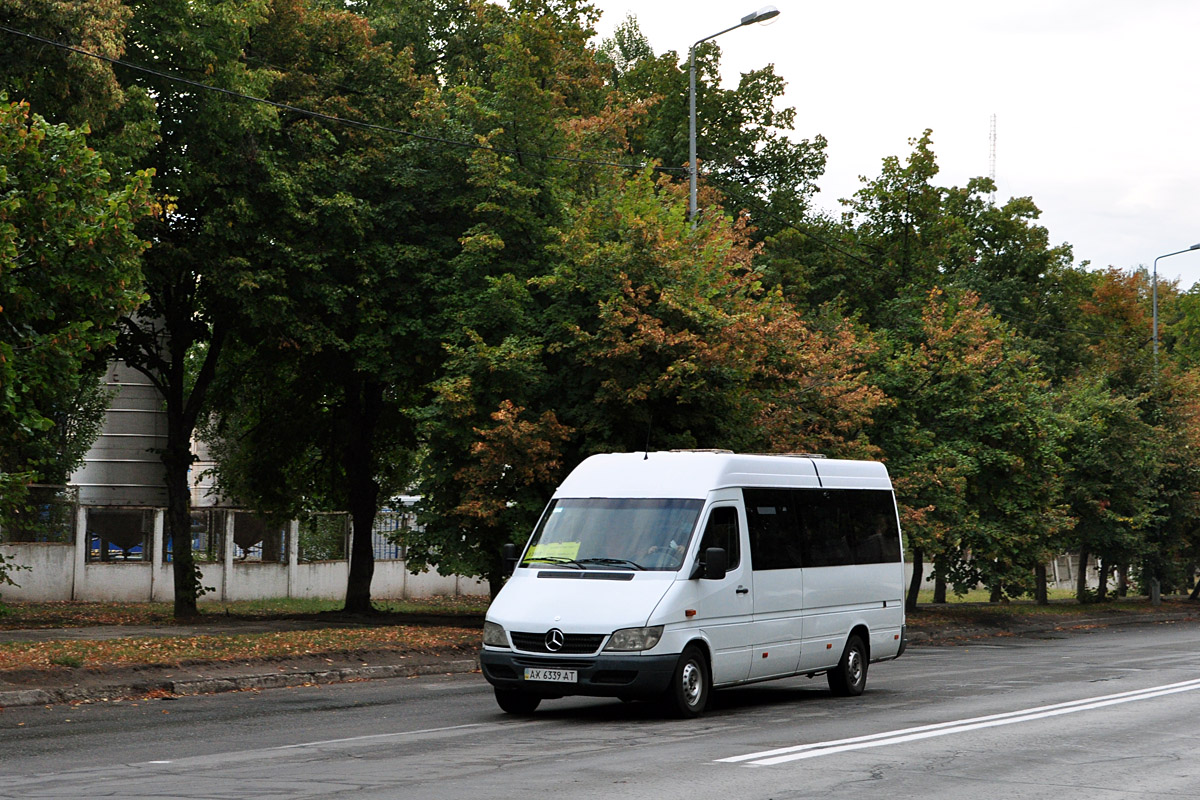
[523,668,578,683]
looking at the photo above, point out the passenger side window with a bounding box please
[743,488,804,570]
[796,489,902,566]
[698,506,740,570]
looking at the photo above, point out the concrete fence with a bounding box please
[3,497,1101,604]
[1,505,487,604]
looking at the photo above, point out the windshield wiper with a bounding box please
[522,555,585,569]
[575,558,646,571]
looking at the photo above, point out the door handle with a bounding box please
[736,586,749,595]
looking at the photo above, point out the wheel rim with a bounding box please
[847,648,863,685]
[680,659,703,707]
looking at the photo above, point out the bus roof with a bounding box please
[554,452,892,499]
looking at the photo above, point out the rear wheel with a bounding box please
[827,634,868,697]
[494,688,541,715]
[663,645,711,717]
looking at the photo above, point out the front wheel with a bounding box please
[663,645,711,718]
[494,688,541,715]
[827,634,868,697]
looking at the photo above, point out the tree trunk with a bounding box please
[905,546,923,613]
[164,432,199,618]
[1118,564,1129,597]
[1034,564,1048,605]
[345,489,379,614]
[1190,579,1200,602]
[1075,547,1090,603]
[125,313,225,620]
[1096,562,1110,601]
[933,570,947,604]
[342,377,383,615]
[488,565,505,601]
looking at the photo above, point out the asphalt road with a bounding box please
[3,621,1199,800]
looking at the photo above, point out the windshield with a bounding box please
[522,498,704,572]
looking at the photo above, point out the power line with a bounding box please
[0,23,684,174]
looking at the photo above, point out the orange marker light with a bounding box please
[685,609,697,618]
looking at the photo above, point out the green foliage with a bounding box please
[49,653,84,668]
[1057,372,1157,568]
[10,0,1200,611]
[0,0,158,172]
[414,161,884,595]
[0,552,31,598]
[0,98,150,490]
[872,288,1067,600]
[298,516,349,563]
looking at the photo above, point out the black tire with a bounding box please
[663,645,711,718]
[494,688,541,715]
[827,634,868,697]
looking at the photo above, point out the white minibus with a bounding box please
[479,451,907,716]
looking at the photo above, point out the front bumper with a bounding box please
[479,649,679,699]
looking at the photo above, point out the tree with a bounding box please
[414,161,884,595]
[1057,372,1158,601]
[0,98,151,498]
[873,289,1068,611]
[203,0,458,613]
[110,0,283,617]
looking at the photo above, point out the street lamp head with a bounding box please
[741,5,780,26]
[1190,243,1200,251]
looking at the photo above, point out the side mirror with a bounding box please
[501,543,519,576]
[702,547,727,581]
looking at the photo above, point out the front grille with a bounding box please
[513,656,595,669]
[510,631,606,655]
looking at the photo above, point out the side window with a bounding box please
[796,489,903,566]
[743,488,803,570]
[698,506,740,570]
[845,490,903,564]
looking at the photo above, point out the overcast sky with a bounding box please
[588,0,1200,290]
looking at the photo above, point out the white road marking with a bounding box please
[719,677,1200,766]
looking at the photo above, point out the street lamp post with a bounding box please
[688,5,780,227]
[1152,243,1200,363]
[1147,242,1200,606]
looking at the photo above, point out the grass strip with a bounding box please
[0,624,479,672]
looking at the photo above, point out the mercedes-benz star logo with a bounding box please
[544,628,566,652]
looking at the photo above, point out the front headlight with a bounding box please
[482,621,509,648]
[603,625,664,652]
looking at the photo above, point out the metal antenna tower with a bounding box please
[988,113,997,205]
